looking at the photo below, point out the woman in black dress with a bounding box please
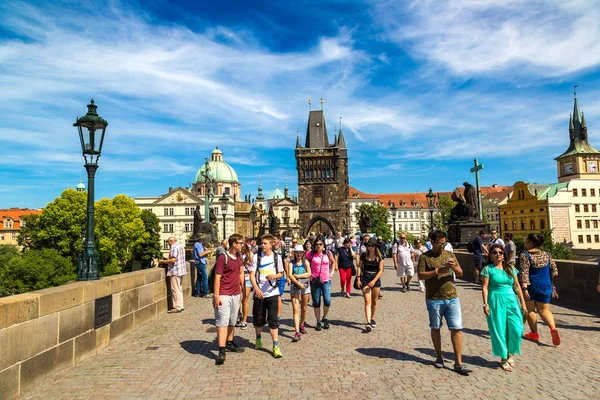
[357,238,384,332]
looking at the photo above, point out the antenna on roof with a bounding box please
[320,98,324,111]
[308,98,312,111]
[574,84,578,98]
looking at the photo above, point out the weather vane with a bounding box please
[308,98,312,111]
[320,97,324,110]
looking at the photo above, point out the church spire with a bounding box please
[256,175,265,200]
[556,88,600,160]
[337,117,347,148]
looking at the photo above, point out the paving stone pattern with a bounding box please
[25,260,600,400]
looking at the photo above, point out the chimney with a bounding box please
[168,187,173,193]
[492,184,498,188]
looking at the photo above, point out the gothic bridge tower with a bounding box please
[295,107,350,236]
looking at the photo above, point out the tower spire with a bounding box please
[337,116,347,148]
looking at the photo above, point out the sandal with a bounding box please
[507,357,516,367]
[500,360,513,372]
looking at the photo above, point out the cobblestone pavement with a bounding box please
[26,260,600,400]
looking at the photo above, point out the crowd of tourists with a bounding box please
[160,228,563,372]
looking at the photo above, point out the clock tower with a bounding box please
[555,90,600,182]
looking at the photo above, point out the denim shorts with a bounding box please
[245,279,252,289]
[426,297,463,330]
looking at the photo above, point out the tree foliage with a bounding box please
[423,196,456,234]
[0,249,75,296]
[513,228,576,261]
[354,203,392,241]
[130,209,162,270]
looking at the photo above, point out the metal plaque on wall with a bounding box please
[94,295,112,329]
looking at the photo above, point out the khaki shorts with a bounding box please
[214,294,241,327]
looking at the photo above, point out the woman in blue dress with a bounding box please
[520,233,560,346]
[481,244,527,371]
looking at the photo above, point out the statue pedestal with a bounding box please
[448,221,487,249]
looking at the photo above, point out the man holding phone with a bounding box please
[418,230,473,376]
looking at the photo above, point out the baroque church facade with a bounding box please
[295,109,350,236]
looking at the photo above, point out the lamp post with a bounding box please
[74,99,107,281]
[219,193,228,241]
[389,201,398,243]
[249,207,257,239]
[426,188,437,235]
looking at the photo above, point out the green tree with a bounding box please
[130,209,162,270]
[17,214,41,250]
[514,228,576,261]
[95,194,147,275]
[0,249,75,296]
[424,196,456,234]
[354,203,392,240]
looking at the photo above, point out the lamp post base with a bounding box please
[78,246,100,280]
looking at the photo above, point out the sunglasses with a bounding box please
[434,242,446,247]
[367,244,376,248]
[492,251,504,255]
[315,243,324,247]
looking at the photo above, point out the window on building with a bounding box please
[591,188,596,196]
[11,233,15,240]
[512,221,517,230]
[584,204,589,212]
[169,208,174,216]
[164,208,169,216]
[540,208,544,211]
[573,189,578,197]
[595,235,599,243]
[4,220,13,229]
[585,220,590,229]
[0,234,3,240]
[529,209,534,212]
[586,235,592,243]
[593,205,597,212]
[575,204,580,212]
[582,189,587,197]
[530,220,535,230]
[224,187,230,195]
[410,224,414,231]
[578,235,583,243]
[504,222,508,232]
[404,212,407,218]
[163,240,170,250]
[521,221,525,230]
[594,220,599,229]
[184,223,190,232]
[163,224,174,233]
[577,220,582,229]
[540,219,546,229]
[185,207,190,216]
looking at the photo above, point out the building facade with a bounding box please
[295,109,350,235]
[0,208,42,248]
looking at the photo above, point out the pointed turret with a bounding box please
[338,127,347,148]
[581,111,588,140]
[304,110,329,148]
[569,114,575,141]
[556,89,600,162]
[284,182,289,199]
[296,135,301,148]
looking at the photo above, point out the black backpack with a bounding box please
[466,240,475,253]
[208,253,229,294]
[255,251,280,289]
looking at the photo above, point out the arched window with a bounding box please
[504,222,508,232]
[540,219,546,229]
[521,221,526,230]
[512,221,517,230]
[530,220,535,230]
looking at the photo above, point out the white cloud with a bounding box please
[376,0,600,76]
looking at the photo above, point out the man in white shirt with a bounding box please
[393,233,415,292]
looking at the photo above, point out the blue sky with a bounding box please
[1,0,600,209]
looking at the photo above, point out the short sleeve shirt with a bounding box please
[250,253,284,298]
[167,242,187,277]
[417,250,459,300]
[395,243,414,267]
[505,241,517,264]
[474,237,484,257]
[193,242,206,265]
[214,253,243,296]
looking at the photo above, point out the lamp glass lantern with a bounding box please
[219,193,228,241]
[426,188,437,233]
[249,207,257,238]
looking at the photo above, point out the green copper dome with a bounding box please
[268,185,284,200]
[194,146,239,184]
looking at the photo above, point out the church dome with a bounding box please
[194,146,239,184]
[269,185,284,200]
[76,180,86,191]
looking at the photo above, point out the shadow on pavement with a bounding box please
[180,340,217,360]
[414,347,497,369]
[355,347,430,365]
[328,319,367,331]
[554,323,600,332]
[462,327,490,338]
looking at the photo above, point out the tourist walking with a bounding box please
[413,239,427,292]
[193,235,211,298]
[238,242,254,330]
[481,244,527,371]
[306,237,337,330]
[393,233,415,292]
[503,233,516,268]
[213,234,246,365]
[520,233,561,346]
[337,238,355,298]
[250,234,285,358]
[356,238,384,332]
[417,230,472,375]
[473,231,487,284]
[288,244,312,341]
[273,238,288,323]
[158,236,187,313]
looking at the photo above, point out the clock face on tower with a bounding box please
[564,162,574,175]
[587,161,598,173]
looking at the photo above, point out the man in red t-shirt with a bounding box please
[214,233,245,365]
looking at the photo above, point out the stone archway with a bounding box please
[303,215,336,237]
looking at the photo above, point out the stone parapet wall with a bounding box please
[0,261,206,399]
[454,251,599,307]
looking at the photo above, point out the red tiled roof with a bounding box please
[349,186,513,209]
[0,208,42,230]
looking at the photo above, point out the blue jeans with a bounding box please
[311,280,331,308]
[426,298,463,330]
[195,263,208,296]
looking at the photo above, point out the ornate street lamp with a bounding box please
[426,188,437,235]
[389,201,398,243]
[74,99,107,281]
[219,193,229,241]
[249,207,257,239]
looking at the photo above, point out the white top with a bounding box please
[395,242,414,267]
[489,238,505,248]
[250,253,284,298]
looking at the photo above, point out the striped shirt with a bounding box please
[167,242,187,277]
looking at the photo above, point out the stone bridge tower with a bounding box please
[295,109,350,236]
